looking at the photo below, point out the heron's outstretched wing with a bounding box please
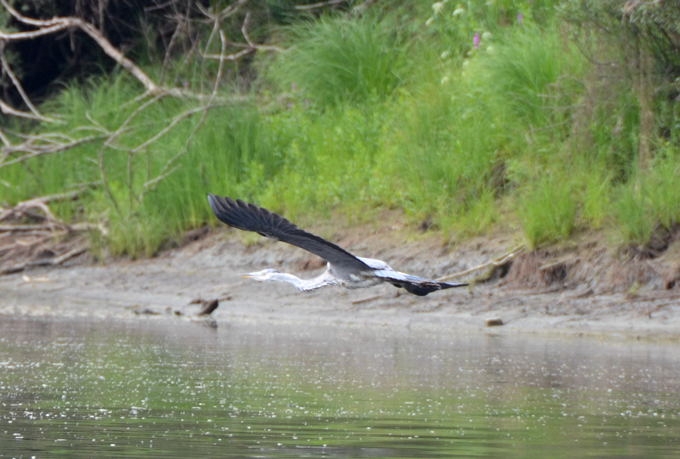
[208,194,371,273]
[373,269,468,296]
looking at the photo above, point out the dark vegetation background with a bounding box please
[0,0,678,263]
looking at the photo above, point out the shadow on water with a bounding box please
[1,315,680,457]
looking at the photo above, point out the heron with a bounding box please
[207,194,468,296]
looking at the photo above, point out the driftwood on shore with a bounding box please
[0,191,99,274]
[436,244,525,284]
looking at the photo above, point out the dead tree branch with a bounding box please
[0,0,160,94]
[202,8,283,63]
[437,244,526,284]
[295,0,346,11]
[0,1,290,269]
[1,133,106,168]
[0,188,102,275]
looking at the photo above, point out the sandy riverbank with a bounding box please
[2,225,680,342]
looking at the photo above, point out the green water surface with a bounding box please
[1,316,679,457]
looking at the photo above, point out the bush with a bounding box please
[615,147,680,246]
[266,14,408,107]
[519,172,578,248]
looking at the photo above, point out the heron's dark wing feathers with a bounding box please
[373,269,468,296]
[208,194,371,272]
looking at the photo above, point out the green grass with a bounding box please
[2,2,679,257]
[615,147,680,246]
[257,104,384,220]
[265,13,408,107]
[479,23,584,127]
[518,171,578,248]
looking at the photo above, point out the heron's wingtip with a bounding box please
[207,193,221,211]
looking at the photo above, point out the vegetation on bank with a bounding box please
[1,0,678,258]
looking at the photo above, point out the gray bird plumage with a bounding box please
[207,194,468,296]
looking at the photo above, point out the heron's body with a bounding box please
[207,194,468,296]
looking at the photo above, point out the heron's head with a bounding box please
[242,268,281,282]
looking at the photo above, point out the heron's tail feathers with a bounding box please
[401,280,468,296]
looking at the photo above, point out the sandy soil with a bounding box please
[2,220,680,342]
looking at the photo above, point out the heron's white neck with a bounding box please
[267,272,306,288]
[257,270,337,291]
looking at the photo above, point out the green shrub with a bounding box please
[266,14,407,107]
[478,23,585,127]
[258,104,384,219]
[614,182,653,246]
[4,2,677,259]
[615,147,680,246]
[519,172,578,248]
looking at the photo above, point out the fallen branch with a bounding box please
[0,187,96,222]
[0,100,53,122]
[351,294,382,305]
[0,188,105,275]
[0,224,54,232]
[0,244,88,275]
[437,244,526,284]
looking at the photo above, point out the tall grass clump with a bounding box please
[377,78,504,229]
[266,13,408,107]
[6,72,291,257]
[478,22,585,128]
[518,171,578,248]
[141,101,284,236]
[374,10,586,237]
[8,1,678,260]
[566,71,641,184]
[614,183,653,247]
[257,104,384,220]
[100,98,291,256]
[1,76,142,206]
[615,147,680,246]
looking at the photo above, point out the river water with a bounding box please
[1,315,679,457]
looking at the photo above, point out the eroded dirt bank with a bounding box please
[1,225,680,341]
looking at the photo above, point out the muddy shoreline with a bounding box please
[2,228,680,342]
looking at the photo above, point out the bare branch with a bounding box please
[0,100,53,122]
[0,52,49,120]
[0,134,106,168]
[132,105,213,155]
[0,244,88,275]
[0,0,160,93]
[295,0,346,11]
[0,187,94,223]
[437,244,526,283]
[197,0,249,22]
[351,0,379,16]
[241,11,284,52]
[0,0,280,266]
[141,102,226,193]
[202,8,283,63]
[0,186,103,274]
[203,47,255,62]
[0,129,10,147]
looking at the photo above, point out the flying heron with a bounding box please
[207,194,468,296]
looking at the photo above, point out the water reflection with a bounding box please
[1,316,679,457]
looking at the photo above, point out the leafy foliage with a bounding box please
[266,13,408,107]
[2,0,680,257]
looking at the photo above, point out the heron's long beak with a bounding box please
[241,273,254,279]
